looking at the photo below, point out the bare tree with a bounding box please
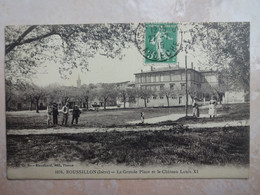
[31,86,46,113]
[24,88,35,111]
[20,84,47,113]
[136,88,153,108]
[5,79,15,110]
[188,85,201,102]
[159,86,179,107]
[97,84,118,110]
[80,84,97,110]
[118,88,127,109]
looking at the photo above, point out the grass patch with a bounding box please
[6,103,249,129]
[7,125,249,167]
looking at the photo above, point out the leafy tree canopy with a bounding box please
[5,24,136,83]
[187,22,250,90]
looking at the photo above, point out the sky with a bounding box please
[32,48,143,87]
[32,49,203,87]
[31,23,207,87]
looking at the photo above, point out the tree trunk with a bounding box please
[104,98,107,110]
[36,99,39,113]
[6,97,11,111]
[29,100,33,111]
[85,97,89,110]
[123,98,126,109]
[5,25,38,55]
[166,96,170,107]
[144,98,147,108]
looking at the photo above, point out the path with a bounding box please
[185,120,249,129]
[7,119,249,135]
[127,114,209,124]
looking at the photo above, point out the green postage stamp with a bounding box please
[145,23,178,63]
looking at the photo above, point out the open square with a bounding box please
[5,22,250,179]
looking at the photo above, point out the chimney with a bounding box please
[176,62,179,69]
[141,69,143,73]
[191,62,193,69]
[151,66,153,71]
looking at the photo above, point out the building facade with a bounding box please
[133,66,221,107]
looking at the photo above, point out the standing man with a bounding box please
[71,105,81,125]
[47,103,53,127]
[52,103,59,125]
[62,103,69,126]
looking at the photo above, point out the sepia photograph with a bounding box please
[5,22,250,179]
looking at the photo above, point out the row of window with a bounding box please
[140,83,186,91]
[152,96,178,100]
[136,73,184,83]
[143,96,184,104]
[136,71,203,83]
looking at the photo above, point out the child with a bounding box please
[141,112,145,124]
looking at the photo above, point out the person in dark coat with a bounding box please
[71,105,81,125]
[62,103,69,126]
[192,98,200,118]
[52,103,59,125]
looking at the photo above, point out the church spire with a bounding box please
[77,74,81,88]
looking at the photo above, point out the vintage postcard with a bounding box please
[5,22,250,179]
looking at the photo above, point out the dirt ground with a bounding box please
[6,103,250,167]
[7,125,249,167]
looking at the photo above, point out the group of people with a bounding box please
[47,98,218,127]
[139,98,218,124]
[47,103,81,127]
[192,98,218,119]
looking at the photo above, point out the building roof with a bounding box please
[113,81,131,85]
[134,67,198,75]
[134,66,219,75]
[200,70,219,74]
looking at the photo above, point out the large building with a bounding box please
[133,66,222,107]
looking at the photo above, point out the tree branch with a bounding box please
[5,26,62,55]
[6,25,38,55]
